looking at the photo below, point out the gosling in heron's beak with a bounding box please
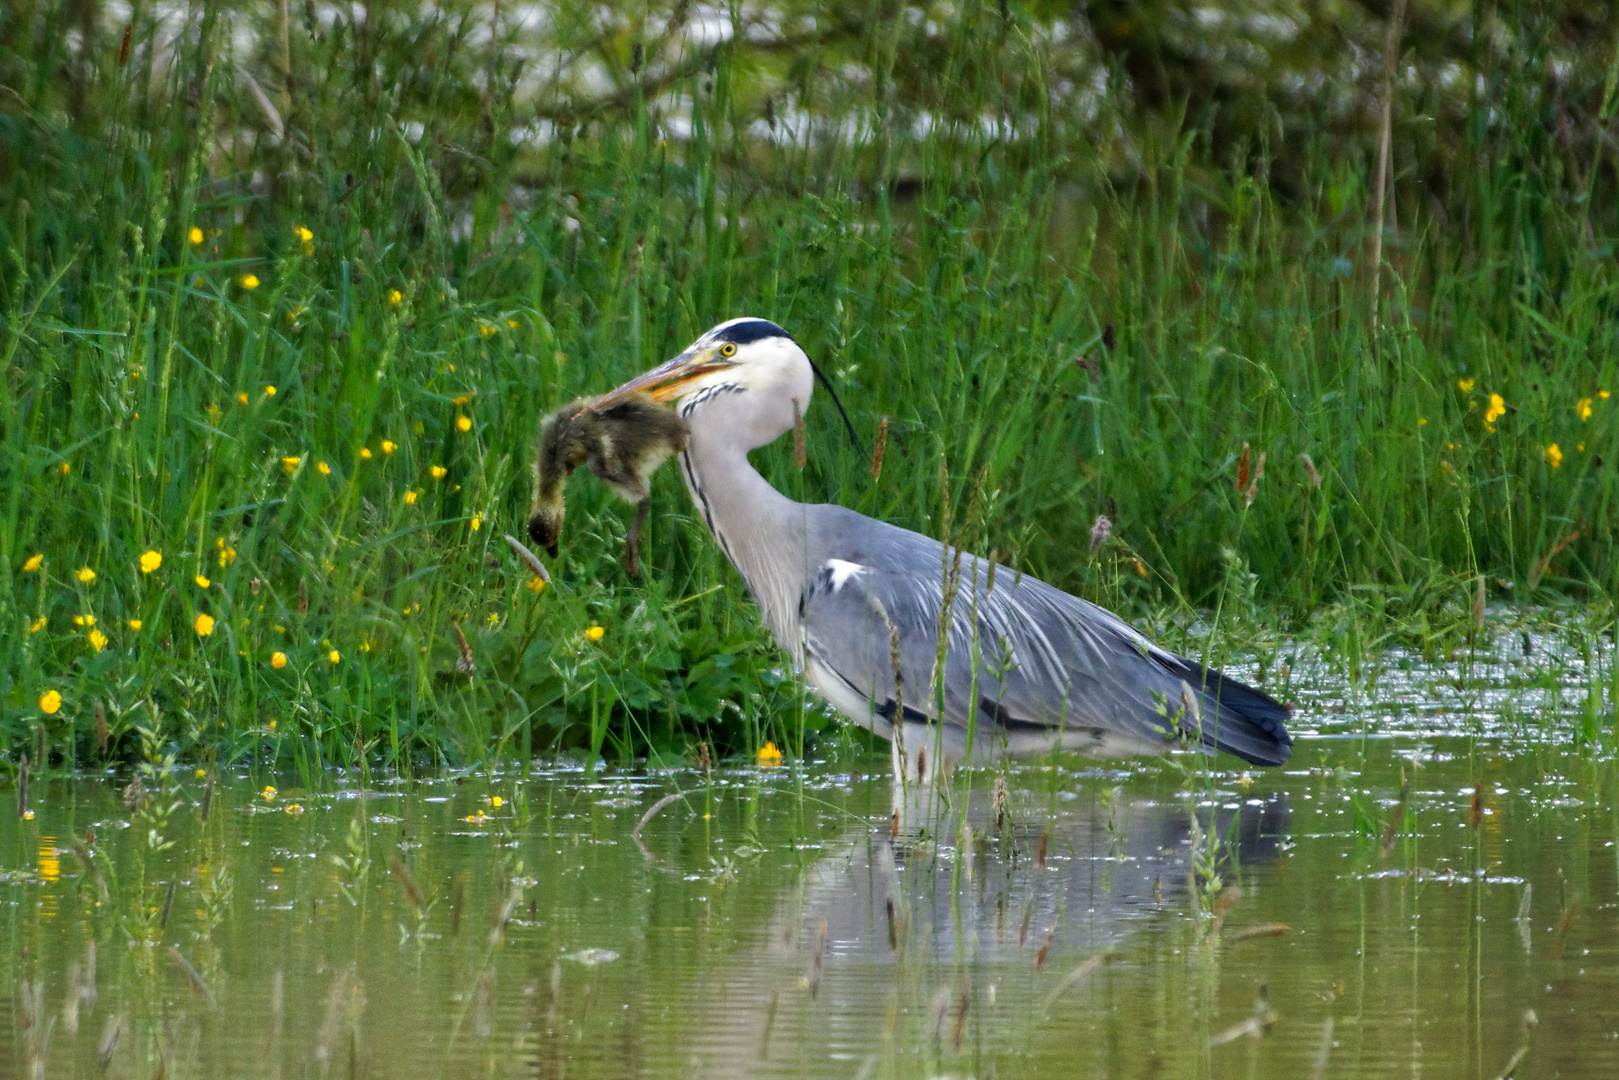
[527,393,690,577]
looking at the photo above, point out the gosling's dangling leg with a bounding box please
[624,498,651,578]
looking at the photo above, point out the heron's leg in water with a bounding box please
[624,498,651,578]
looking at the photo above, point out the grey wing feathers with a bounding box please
[799,511,1292,766]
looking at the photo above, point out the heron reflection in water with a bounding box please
[582,319,1294,780]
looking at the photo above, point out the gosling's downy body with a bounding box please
[527,393,690,576]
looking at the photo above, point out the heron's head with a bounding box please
[593,319,814,449]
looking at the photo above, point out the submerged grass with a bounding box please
[1,1,1617,769]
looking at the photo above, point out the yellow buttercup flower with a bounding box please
[478,323,497,338]
[29,617,46,633]
[129,619,142,630]
[241,274,260,290]
[456,415,472,432]
[1545,443,1563,468]
[195,768,207,779]
[1417,418,1427,426]
[270,651,287,669]
[381,440,396,455]
[72,614,94,626]
[218,545,236,568]
[317,461,331,475]
[281,456,301,474]
[264,385,277,397]
[262,786,277,802]
[76,566,96,584]
[195,574,211,589]
[526,577,546,594]
[39,691,62,715]
[491,796,503,808]
[1457,378,1475,393]
[1601,390,1611,399]
[506,318,519,329]
[404,491,418,506]
[758,741,783,766]
[188,226,204,245]
[1484,393,1505,429]
[388,289,403,305]
[470,515,482,532]
[430,466,447,480]
[88,628,108,652]
[328,649,341,664]
[360,447,373,460]
[294,226,313,242]
[139,549,162,573]
[584,624,605,642]
[238,391,249,404]
[22,553,43,572]
[453,395,471,406]
[1578,397,1593,421]
[195,612,215,636]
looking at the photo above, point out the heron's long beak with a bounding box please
[592,345,732,409]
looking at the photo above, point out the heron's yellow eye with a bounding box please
[719,342,737,358]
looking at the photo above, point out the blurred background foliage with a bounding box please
[0,0,1616,767]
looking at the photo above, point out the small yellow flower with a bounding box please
[478,323,497,338]
[139,549,162,573]
[328,649,341,664]
[526,577,546,594]
[262,786,277,801]
[585,624,605,642]
[317,461,331,475]
[294,226,313,243]
[264,385,277,397]
[128,619,142,630]
[195,574,211,589]
[758,741,783,766]
[1578,397,1593,421]
[284,803,305,815]
[237,391,249,404]
[470,515,482,532]
[485,611,499,627]
[456,415,472,432]
[22,553,43,572]
[241,274,260,290]
[195,612,215,636]
[1545,443,1563,468]
[404,490,418,506]
[22,809,33,821]
[72,614,94,627]
[88,628,108,652]
[76,566,96,584]
[58,461,70,475]
[270,651,287,669]
[1484,393,1506,429]
[39,690,62,715]
[1457,378,1475,393]
[188,226,204,245]
[281,455,301,474]
[195,768,207,779]
[430,465,447,480]
[218,545,236,568]
[1602,390,1612,400]
[491,795,503,807]
[506,318,519,330]
[360,447,373,460]
[453,395,471,406]
[381,440,396,455]
[388,289,403,305]
[29,617,46,633]
[1417,418,1427,426]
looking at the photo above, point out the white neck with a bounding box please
[677,421,809,664]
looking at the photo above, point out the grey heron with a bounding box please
[593,318,1293,777]
[528,393,690,577]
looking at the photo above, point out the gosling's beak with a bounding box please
[592,344,733,409]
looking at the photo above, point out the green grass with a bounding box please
[2,1,1617,769]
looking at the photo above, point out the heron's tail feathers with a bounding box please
[1155,655,1294,766]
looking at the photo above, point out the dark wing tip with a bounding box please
[1155,654,1295,766]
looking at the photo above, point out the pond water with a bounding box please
[4,622,1617,1078]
